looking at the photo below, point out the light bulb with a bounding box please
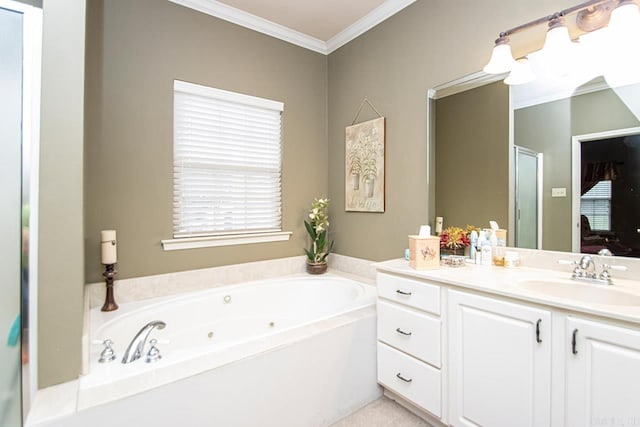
[542,16,578,78]
[505,58,536,85]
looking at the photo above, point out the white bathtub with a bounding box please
[69,273,379,426]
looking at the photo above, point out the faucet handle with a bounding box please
[558,259,578,265]
[94,339,117,363]
[599,264,628,284]
[146,338,164,363]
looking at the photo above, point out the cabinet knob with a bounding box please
[535,319,542,343]
[396,289,412,296]
[571,328,579,355]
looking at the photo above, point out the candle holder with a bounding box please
[101,263,119,312]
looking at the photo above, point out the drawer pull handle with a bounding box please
[535,319,542,343]
[396,289,412,296]
[396,328,412,336]
[572,328,579,355]
[396,373,412,383]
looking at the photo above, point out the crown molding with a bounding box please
[168,0,416,55]
[326,0,416,54]
[168,0,328,54]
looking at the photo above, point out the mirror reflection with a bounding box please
[433,71,640,258]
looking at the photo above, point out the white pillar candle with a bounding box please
[435,217,443,235]
[101,230,117,264]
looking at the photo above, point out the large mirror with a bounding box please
[431,44,640,258]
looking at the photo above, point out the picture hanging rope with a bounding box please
[351,97,383,126]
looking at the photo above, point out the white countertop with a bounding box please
[376,258,640,326]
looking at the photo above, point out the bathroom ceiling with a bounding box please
[170,0,416,54]
[217,0,389,40]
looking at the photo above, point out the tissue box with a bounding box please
[409,235,440,270]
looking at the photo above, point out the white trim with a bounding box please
[168,0,327,54]
[513,78,611,110]
[430,71,506,100]
[571,126,640,252]
[174,79,284,111]
[325,0,416,54]
[161,231,292,251]
[167,0,415,55]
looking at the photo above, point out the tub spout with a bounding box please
[122,320,166,364]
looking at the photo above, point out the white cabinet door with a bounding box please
[566,317,640,427]
[448,290,552,427]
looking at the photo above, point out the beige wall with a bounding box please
[515,88,640,251]
[41,0,585,386]
[84,0,328,283]
[326,0,576,261]
[39,0,86,387]
[435,81,509,229]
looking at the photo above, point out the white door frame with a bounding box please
[571,126,640,252]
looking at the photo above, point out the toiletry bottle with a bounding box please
[469,230,478,262]
[481,241,492,266]
[476,231,486,265]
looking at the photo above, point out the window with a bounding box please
[581,180,611,231]
[163,80,290,251]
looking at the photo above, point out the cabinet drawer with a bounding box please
[377,273,440,315]
[377,342,441,417]
[378,300,441,367]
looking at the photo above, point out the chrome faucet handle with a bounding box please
[558,259,582,277]
[599,264,627,284]
[146,339,162,363]
[95,339,117,363]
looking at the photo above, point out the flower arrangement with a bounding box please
[440,226,476,249]
[304,197,334,264]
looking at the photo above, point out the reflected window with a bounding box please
[581,180,611,231]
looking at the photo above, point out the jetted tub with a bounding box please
[69,273,379,427]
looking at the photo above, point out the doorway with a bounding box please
[514,146,542,249]
[572,127,640,256]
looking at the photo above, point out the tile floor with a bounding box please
[331,396,433,427]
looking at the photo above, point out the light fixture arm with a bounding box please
[497,0,614,39]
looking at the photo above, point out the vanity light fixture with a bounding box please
[483,34,516,74]
[483,0,640,85]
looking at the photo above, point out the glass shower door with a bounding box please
[0,5,24,426]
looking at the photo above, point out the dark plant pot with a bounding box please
[306,261,328,275]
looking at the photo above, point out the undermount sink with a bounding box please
[517,279,640,306]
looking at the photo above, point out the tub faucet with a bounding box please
[122,320,166,364]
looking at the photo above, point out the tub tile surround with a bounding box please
[86,254,376,308]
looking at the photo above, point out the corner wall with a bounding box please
[84,0,328,283]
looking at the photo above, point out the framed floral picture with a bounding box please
[345,117,385,212]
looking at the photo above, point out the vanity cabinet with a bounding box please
[376,273,442,418]
[448,290,552,427]
[566,317,640,427]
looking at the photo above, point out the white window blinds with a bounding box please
[581,180,611,231]
[173,80,283,238]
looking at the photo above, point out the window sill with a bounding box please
[161,231,292,251]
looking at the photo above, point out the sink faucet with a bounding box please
[122,320,166,364]
[560,254,627,286]
[576,255,597,279]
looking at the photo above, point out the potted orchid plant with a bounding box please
[304,197,334,274]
